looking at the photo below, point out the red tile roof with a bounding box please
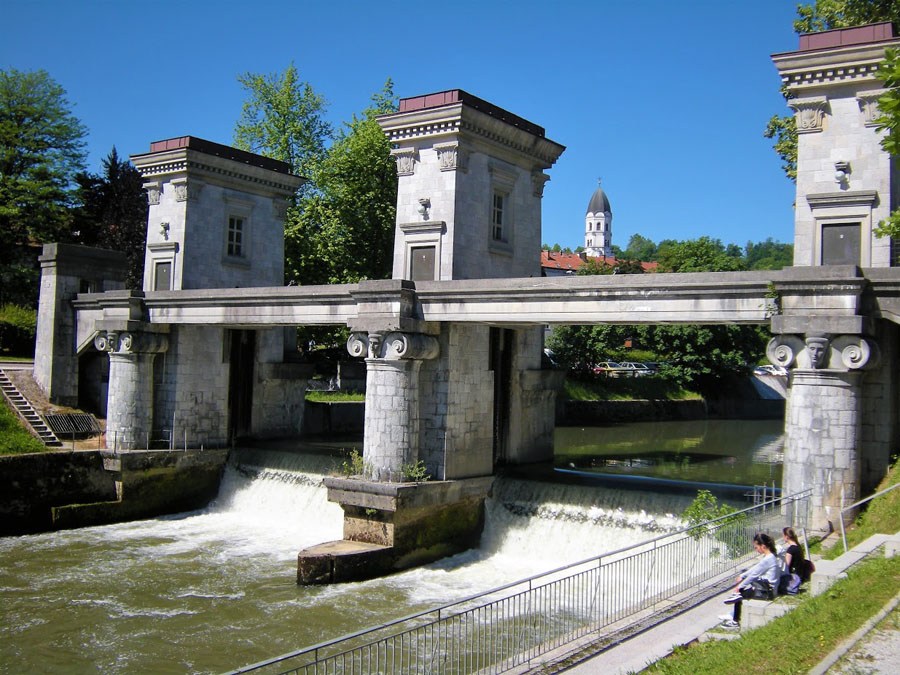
[540,250,658,274]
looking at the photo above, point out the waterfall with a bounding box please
[0,446,703,674]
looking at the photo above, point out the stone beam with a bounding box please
[70,268,900,331]
[863,268,900,324]
[142,285,358,326]
[414,271,776,325]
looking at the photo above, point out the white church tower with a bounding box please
[584,180,612,257]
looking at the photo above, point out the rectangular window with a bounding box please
[492,192,505,242]
[154,261,172,291]
[227,216,244,257]
[410,245,436,281]
[821,223,860,265]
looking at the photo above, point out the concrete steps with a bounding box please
[0,369,62,447]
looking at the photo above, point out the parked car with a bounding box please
[753,364,788,376]
[618,361,653,377]
[593,361,625,377]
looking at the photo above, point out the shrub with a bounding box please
[0,304,37,357]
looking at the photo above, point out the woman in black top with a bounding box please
[782,527,804,575]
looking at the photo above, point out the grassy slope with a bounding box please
[0,402,45,455]
[643,554,900,674]
[818,455,900,559]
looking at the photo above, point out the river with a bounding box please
[0,419,782,673]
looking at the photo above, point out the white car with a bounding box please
[619,362,653,376]
[754,364,788,376]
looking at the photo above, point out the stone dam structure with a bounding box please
[28,24,900,581]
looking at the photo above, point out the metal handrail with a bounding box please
[839,481,900,553]
[227,489,811,675]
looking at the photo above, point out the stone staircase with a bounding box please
[0,369,62,447]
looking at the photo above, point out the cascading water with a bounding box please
[0,447,697,674]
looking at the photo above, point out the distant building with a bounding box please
[583,180,612,257]
[539,250,656,276]
[541,181,656,275]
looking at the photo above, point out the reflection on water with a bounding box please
[555,418,784,487]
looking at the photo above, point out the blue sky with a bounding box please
[3,0,802,252]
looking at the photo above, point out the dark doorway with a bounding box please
[228,329,256,442]
[490,327,514,465]
[821,223,861,265]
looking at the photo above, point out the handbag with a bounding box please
[749,578,776,600]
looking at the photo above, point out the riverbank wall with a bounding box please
[0,448,228,536]
[558,397,784,425]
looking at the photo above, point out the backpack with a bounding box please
[799,558,815,583]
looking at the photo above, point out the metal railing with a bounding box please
[839,481,900,553]
[228,489,810,675]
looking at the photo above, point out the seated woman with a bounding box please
[720,532,780,627]
[779,527,805,594]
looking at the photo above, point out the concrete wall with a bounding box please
[860,320,898,493]
[438,324,494,479]
[0,449,227,535]
[34,243,127,406]
[153,325,229,447]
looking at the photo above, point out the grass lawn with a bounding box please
[643,554,900,674]
[0,402,45,455]
[305,390,365,403]
[563,376,700,401]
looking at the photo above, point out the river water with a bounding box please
[0,420,782,674]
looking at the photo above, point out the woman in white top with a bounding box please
[721,532,780,626]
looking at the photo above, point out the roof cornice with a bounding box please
[379,103,565,169]
[131,147,304,197]
[772,39,900,91]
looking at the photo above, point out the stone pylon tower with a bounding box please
[584,180,612,257]
[355,90,565,480]
[771,22,900,529]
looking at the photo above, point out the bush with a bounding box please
[0,304,37,357]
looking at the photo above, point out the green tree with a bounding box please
[874,49,900,236]
[767,1,900,182]
[234,63,332,195]
[549,235,768,395]
[0,68,87,306]
[73,147,149,289]
[620,233,658,261]
[745,238,794,270]
[287,80,398,286]
[656,236,746,273]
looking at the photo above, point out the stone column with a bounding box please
[348,331,438,480]
[768,333,876,529]
[96,329,168,450]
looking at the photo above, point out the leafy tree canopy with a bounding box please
[73,147,149,289]
[656,236,746,273]
[0,68,87,306]
[287,79,398,287]
[234,63,332,196]
[620,233,658,262]
[744,237,794,270]
[548,235,771,394]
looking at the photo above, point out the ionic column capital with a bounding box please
[766,333,877,371]
[347,331,439,361]
[94,330,168,355]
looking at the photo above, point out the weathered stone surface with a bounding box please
[0,449,227,534]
